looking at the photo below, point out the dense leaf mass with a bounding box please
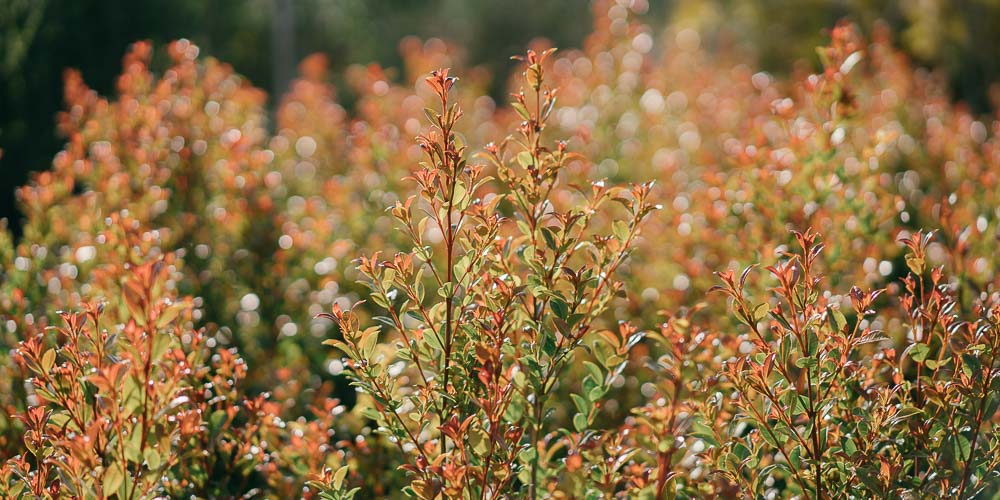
[1,1,999,498]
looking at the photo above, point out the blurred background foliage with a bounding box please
[1,0,999,231]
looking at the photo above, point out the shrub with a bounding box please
[706,229,1000,497]
[1,2,999,497]
[0,217,261,497]
[318,52,657,497]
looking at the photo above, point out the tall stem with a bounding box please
[440,96,457,457]
[528,397,543,500]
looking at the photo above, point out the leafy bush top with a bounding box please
[1,1,999,498]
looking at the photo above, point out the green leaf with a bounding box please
[905,254,924,275]
[582,374,599,397]
[48,412,71,430]
[332,465,350,489]
[542,331,558,357]
[690,420,718,447]
[155,303,183,329]
[612,221,630,242]
[103,465,124,497]
[424,328,444,352]
[452,181,467,204]
[806,329,819,357]
[209,410,228,437]
[827,306,847,333]
[752,303,769,324]
[124,425,143,462]
[151,333,171,362]
[540,227,558,250]
[573,413,589,432]
[511,102,530,120]
[144,447,162,470]
[588,385,606,402]
[842,437,857,457]
[423,107,439,125]
[550,298,569,319]
[770,310,794,332]
[953,434,971,461]
[322,339,351,355]
[789,445,802,467]
[733,442,751,461]
[358,327,380,357]
[779,332,794,364]
[795,356,817,369]
[582,363,603,388]
[962,352,982,374]
[516,151,534,168]
[908,343,930,363]
[41,349,56,373]
[760,462,791,479]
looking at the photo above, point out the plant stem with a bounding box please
[440,97,457,457]
[528,397,543,500]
